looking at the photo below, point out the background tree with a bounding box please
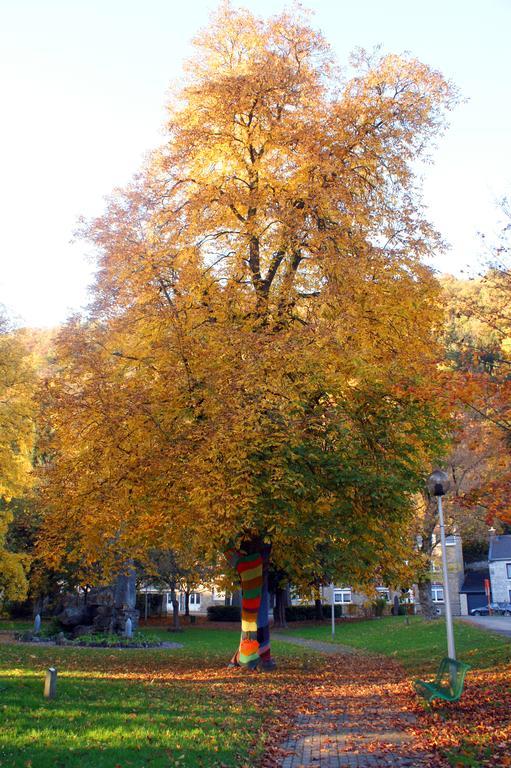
[0,508,30,607]
[37,4,456,668]
[440,203,511,527]
[0,308,36,606]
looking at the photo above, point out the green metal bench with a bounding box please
[414,657,470,703]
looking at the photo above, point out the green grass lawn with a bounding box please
[0,626,314,768]
[282,616,511,672]
[2,618,509,767]
[0,619,37,631]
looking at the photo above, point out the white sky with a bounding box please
[1,0,510,328]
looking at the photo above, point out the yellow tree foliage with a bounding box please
[0,508,30,604]
[37,5,457,588]
[0,313,35,501]
[0,308,35,603]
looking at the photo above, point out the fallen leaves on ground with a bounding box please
[2,642,509,767]
[409,664,511,768]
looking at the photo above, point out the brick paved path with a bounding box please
[274,637,432,768]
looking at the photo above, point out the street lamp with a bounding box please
[427,470,456,660]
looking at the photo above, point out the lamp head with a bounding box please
[427,469,450,497]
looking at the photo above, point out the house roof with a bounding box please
[460,570,489,594]
[488,535,511,561]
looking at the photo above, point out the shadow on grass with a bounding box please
[0,672,263,768]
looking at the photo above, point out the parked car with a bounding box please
[470,603,499,616]
[496,602,511,616]
[470,602,511,616]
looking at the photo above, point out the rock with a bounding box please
[87,587,114,607]
[57,606,90,628]
[114,568,137,610]
[72,625,93,639]
[92,613,113,631]
[55,632,67,645]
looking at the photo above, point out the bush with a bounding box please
[5,599,33,619]
[285,605,317,621]
[207,605,241,621]
[208,602,345,622]
[38,618,61,638]
[373,598,387,617]
[284,604,343,622]
[72,631,162,648]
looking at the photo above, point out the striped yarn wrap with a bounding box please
[225,548,272,669]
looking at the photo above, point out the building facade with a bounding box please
[429,533,465,617]
[488,535,511,603]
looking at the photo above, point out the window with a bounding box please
[334,589,352,604]
[431,584,444,603]
[445,535,456,546]
[506,563,511,579]
[376,587,390,602]
[189,592,201,606]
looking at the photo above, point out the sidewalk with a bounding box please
[459,615,511,638]
[272,638,434,768]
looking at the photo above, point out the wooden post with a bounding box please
[44,667,57,699]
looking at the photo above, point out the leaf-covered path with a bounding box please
[266,652,433,768]
[272,634,363,656]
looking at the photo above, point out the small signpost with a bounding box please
[44,668,57,699]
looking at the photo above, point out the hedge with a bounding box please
[207,605,241,621]
[285,604,343,621]
[207,603,344,622]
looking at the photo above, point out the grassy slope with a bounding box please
[0,627,309,768]
[282,616,511,672]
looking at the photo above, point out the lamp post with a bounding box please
[330,583,335,637]
[427,470,456,660]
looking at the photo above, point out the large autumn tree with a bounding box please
[38,4,457,667]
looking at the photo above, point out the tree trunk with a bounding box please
[170,585,180,630]
[274,584,288,628]
[418,578,438,620]
[185,590,190,617]
[314,596,323,621]
[225,541,276,670]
